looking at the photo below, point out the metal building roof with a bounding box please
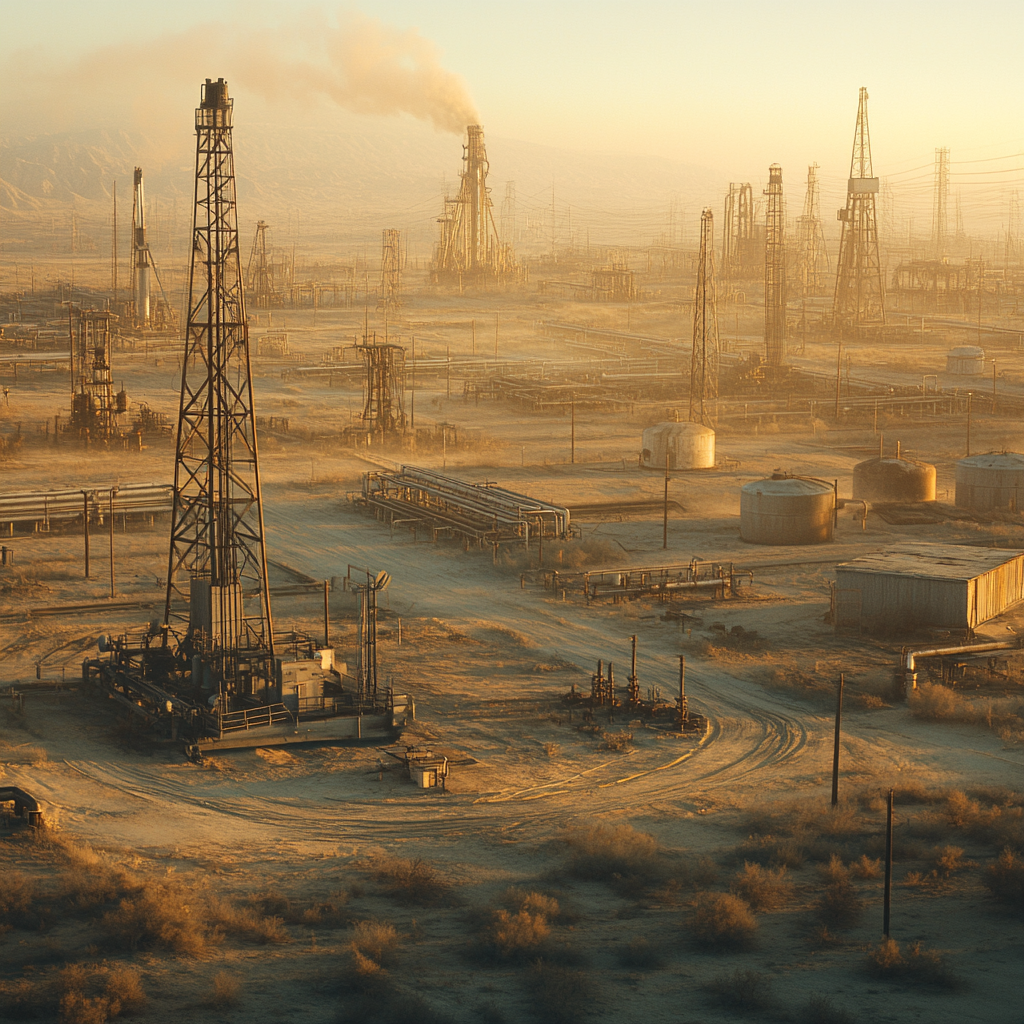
[837,543,1024,582]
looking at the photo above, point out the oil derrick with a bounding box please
[932,148,950,255]
[722,183,759,280]
[796,164,830,296]
[127,167,177,331]
[165,78,275,686]
[246,221,279,308]
[689,209,719,427]
[833,88,885,334]
[348,332,406,439]
[431,124,519,287]
[68,308,126,443]
[764,164,786,366]
[377,229,402,311]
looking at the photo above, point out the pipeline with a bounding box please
[900,639,1019,689]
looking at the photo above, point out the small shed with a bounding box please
[835,542,1024,632]
[946,345,985,375]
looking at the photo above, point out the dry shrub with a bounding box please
[815,856,862,928]
[850,854,882,879]
[734,835,806,869]
[984,848,1024,916]
[0,870,37,928]
[373,857,450,906]
[544,742,561,758]
[931,845,972,878]
[500,887,559,920]
[703,969,775,1011]
[208,896,289,944]
[689,892,757,950]
[563,823,663,887]
[102,887,206,954]
[104,967,146,1017]
[205,972,240,1009]
[618,936,665,970]
[801,994,856,1024]
[487,909,550,958]
[909,682,970,721]
[731,862,792,911]
[350,919,400,968]
[59,992,110,1024]
[528,963,592,1024]
[601,731,633,752]
[866,938,962,989]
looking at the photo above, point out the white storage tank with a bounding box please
[740,474,835,545]
[955,451,1024,511]
[946,345,985,375]
[641,422,715,470]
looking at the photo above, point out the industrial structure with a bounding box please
[246,221,280,308]
[764,164,786,367]
[348,332,406,440]
[689,208,719,428]
[640,422,715,471]
[955,452,1024,510]
[378,229,402,311]
[432,125,519,287]
[740,474,835,545]
[126,168,176,331]
[68,307,126,442]
[722,182,761,281]
[853,450,936,503]
[85,78,411,752]
[932,148,950,256]
[795,165,830,296]
[833,88,885,334]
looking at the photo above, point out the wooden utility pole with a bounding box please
[663,462,670,549]
[83,492,90,578]
[108,488,116,598]
[323,579,330,647]
[831,673,844,807]
[883,788,894,938]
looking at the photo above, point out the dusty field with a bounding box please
[2,269,1024,1023]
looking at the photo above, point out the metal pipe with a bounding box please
[901,640,1017,688]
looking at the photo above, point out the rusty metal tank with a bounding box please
[641,422,715,470]
[740,474,834,545]
[955,452,1024,510]
[853,456,936,503]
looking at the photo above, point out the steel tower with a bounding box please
[764,164,786,366]
[246,221,276,308]
[378,228,402,311]
[164,78,274,688]
[689,209,719,428]
[833,87,885,333]
[932,148,949,255]
[796,164,830,296]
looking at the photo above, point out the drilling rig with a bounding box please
[125,167,178,332]
[431,125,521,288]
[85,79,412,754]
[689,209,719,428]
[67,307,127,443]
[764,164,786,367]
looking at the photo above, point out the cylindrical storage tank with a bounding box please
[740,474,834,545]
[852,457,936,503]
[946,345,985,375]
[640,422,715,470]
[955,452,1024,510]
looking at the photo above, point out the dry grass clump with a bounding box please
[909,682,972,721]
[931,844,973,878]
[373,856,451,906]
[688,892,758,950]
[617,935,665,970]
[0,739,48,762]
[849,854,882,879]
[801,994,856,1024]
[562,823,664,889]
[207,895,289,944]
[350,919,401,970]
[702,969,775,1011]
[601,731,633,752]
[103,967,146,1017]
[48,963,148,1023]
[0,869,38,928]
[866,938,962,990]
[204,972,241,1009]
[102,886,207,954]
[814,856,862,928]
[984,848,1024,916]
[527,962,593,1024]
[250,889,348,927]
[481,889,560,961]
[731,862,792,911]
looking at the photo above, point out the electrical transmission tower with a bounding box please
[796,164,829,296]
[377,229,402,311]
[689,209,719,428]
[246,221,276,308]
[833,87,885,335]
[932,147,950,255]
[165,78,274,685]
[764,164,786,366]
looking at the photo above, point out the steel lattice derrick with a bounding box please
[164,78,274,663]
[764,164,786,366]
[689,209,719,428]
[833,87,885,333]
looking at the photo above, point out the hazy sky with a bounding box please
[3,1,1023,218]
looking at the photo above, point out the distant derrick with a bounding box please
[722,182,762,282]
[795,164,830,297]
[246,221,282,308]
[378,229,402,311]
[689,209,719,428]
[764,164,786,367]
[431,124,520,287]
[833,87,885,334]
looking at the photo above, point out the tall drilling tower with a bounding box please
[796,164,830,296]
[932,147,950,256]
[764,164,786,366]
[130,168,152,326]
[432,125,519,286]
[722,183,759,281]
[378,229,402,311]
[689,209,719,428]
[246,221,277,308]
[164,77,275,689]
[68,308,125,442]
[833,88,885,334]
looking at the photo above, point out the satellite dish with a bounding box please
[374,570,391,591]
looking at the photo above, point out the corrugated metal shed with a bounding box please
[835,543,1024,631]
